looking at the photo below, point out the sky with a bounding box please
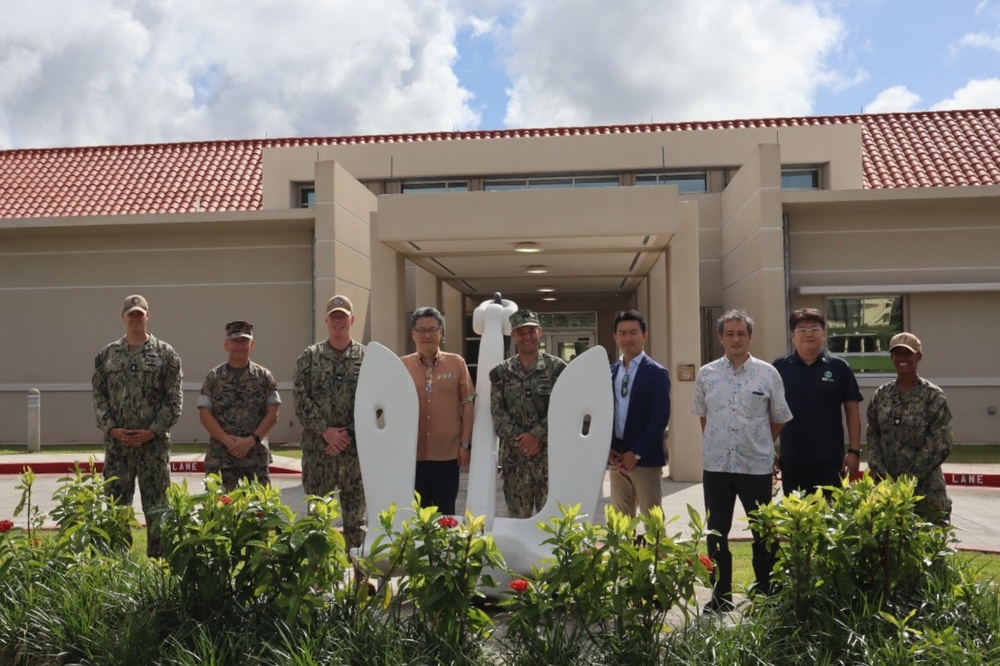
[1,0,999,150]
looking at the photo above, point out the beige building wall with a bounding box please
[785,188,1000,442]
[0,213,315,444]
[260,123,863,197]
[3,120,998,449]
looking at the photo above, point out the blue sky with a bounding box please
[453,1,1000,128]
[1,0,999,148]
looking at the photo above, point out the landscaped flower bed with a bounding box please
[0,466,997,665]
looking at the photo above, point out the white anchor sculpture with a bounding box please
[352,294,613,582]
[466,293,518,529]
[353,341,420,556]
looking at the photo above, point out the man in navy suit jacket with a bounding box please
[608,309,671,518]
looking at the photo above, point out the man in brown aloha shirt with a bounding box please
[198,320,281,491]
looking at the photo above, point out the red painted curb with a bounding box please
[0,460,300,476]
[944,472,1000,488]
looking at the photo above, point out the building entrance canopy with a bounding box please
[373,185,679,301]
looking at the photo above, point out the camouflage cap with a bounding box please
[326,295,354,316]
[122,294,149,315]
[225,320,254,340]
[889,332,921,354]
[509,309,541,330]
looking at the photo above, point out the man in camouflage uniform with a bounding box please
[489,309,567,518]
[293,295,366,549]
[198,321,281,492]
[93,294,183,557]
[866,332,954,524]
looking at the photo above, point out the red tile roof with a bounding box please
[1,109,999,219]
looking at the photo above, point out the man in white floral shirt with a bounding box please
[692,309,793,614]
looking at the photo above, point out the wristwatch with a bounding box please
[847,448,861,457]
[252,433,262,446]
[460,442,472,451]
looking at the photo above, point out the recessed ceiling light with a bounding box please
[537,286,555,292]
[514,242,541,253]
[526,265,548,274]
[542,296,557,301]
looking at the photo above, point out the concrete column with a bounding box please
[442,282,465,356]
[665,202,703,483]
[313,160,377,341]
[370,213,407,354]
[414,267,440,311]
[27,389,40,453]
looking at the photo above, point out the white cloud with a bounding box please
[932,78,1000,110]
[0,0,479,148]
[500,0,847,127]
[957,32,1000,53]
[864,85,921,114]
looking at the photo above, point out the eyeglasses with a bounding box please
[793,326,823,335]
[621,373,629,398]
[413,327,441,336]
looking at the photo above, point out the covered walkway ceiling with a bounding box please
[400,233,672,300]
[373,185,681,301]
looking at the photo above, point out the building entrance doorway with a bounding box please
[540,332,594,363]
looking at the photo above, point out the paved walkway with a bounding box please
[1,451,998,553]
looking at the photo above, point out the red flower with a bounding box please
[509,579,530,594]
[437,516,458,529]
[219,495,232,506]
[0,519,13,533]
[699,553,714,573]
[255,511,265,518]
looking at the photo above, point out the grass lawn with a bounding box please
[726,541,1000,586]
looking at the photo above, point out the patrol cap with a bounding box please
[122,294,149,315]
[326,295,354,316]
[225,320,254,340]
[509,309,541,330]
[889,332,921,354]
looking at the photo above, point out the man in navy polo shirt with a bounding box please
[773,308,863,496]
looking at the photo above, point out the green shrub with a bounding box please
[500,503,712,665]
[156,474,349,627]
[359,503,505,664]
[49,459,137,556]
[754,473,955,623]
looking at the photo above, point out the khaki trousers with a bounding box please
[609,465,664,518]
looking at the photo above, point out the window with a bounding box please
[483,175,619,191]
[538,312,597,329]
[635,172,708,194]
[297,185,315,208]
[825,296,903,373]
[781,167,820,190]
[401,180,469,194]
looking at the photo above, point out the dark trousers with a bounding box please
[780,463,842,498]
[415,459,460,516]
[703,470,776,604]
